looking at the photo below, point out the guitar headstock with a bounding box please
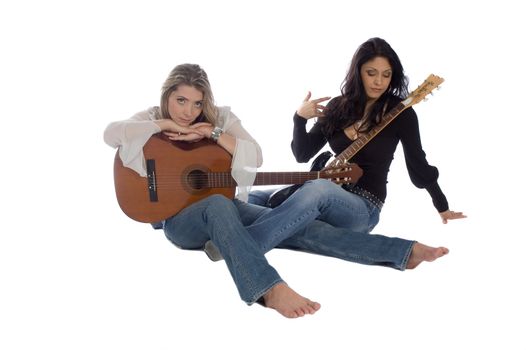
[319,163,363,184]
[401,74,444,108]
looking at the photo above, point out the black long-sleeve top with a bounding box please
[291,102,449,212]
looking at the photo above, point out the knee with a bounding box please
[203,194,237,214]
[303,179,338,198]
[248,190,272,206]
[205,194,235,207]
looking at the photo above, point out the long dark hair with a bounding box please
[324,37,409,136]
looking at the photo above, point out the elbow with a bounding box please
[293,153,310,163]
[291,148,310,163]
[103,122,120,148]
[291,140,311,163]
[255,144,263,168]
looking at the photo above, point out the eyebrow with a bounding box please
[364,67,392,73]
[175,95,204,103]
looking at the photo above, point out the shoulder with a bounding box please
[393,106,420,135]
[131,106,161,121]
[399,106,417,118]
[217,105,233,117]
[326,96,343,109]
[216,106,240,129]
[325,96,343,118]
[386,95,417,121]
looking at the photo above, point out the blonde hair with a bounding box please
[160,63,217,123]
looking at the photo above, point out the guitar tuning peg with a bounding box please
[423,97,428,102]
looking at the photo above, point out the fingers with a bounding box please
[440,210,467,224]
[297,92,331,119]
[190,122,212,129]
[163,130,204,142]
[178,125,206,136]
[312,96,331,103]
[449,211,467,219]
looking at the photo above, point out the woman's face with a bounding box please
[360,56,392,101]
[167,84,204,126]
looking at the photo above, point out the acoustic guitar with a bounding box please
[113,133,363,223]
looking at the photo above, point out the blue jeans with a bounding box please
[248,179,380,244]
[163,180,414,305]
[163,194,282,305]
[243,181,414,270]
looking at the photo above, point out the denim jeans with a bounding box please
[163,180,415,304]
[247,180,415,269]
[246,179,380,250]
[278,220,415,270]
[163,194,282,305]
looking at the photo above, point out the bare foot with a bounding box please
[262,283,321,318]
[406,242,449,269]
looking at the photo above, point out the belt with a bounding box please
[343,185,384,210]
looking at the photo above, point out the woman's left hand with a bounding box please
[439,210,467,224]
[164,122,213,142]
[191,122,214,139]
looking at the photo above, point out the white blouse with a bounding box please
[103,106,263,201]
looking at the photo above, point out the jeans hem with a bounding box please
[400,240,417,271]
[246,278,284,305]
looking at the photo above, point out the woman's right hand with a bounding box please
[296,91,331,120]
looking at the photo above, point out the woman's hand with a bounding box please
[439,210,467,224]
[296,91,331,120]
[166,122,213,143]
[190,122,214,141]
[157,119,210,142]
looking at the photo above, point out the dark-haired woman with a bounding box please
[284,37,466,240]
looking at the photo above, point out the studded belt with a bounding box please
[342,185,384,210]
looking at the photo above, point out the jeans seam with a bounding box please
[265,208,318,251]
[299,235,378,265]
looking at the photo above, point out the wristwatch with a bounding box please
[210,126,224,142]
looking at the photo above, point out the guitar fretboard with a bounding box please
[325,74,443,169]
[206,171,322,187]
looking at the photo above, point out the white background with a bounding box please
[1,0,524,349]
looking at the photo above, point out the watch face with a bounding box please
[211,127,223,141]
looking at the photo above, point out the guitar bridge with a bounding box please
[146,159,158,202]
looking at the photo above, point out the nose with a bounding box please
[183,102,193,117]
[374,76,383,86]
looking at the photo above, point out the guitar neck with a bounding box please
[326,102,406,167]
[207,171,322,187]
[326,73,444,168]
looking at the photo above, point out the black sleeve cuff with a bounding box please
[293,112,308,125]
[425,182,449,212]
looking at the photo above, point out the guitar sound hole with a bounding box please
[186,170,208,190]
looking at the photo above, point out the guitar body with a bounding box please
[114,134,234,223]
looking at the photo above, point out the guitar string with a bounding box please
[143,174,359,190]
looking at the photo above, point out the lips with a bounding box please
[176,118,193,125]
